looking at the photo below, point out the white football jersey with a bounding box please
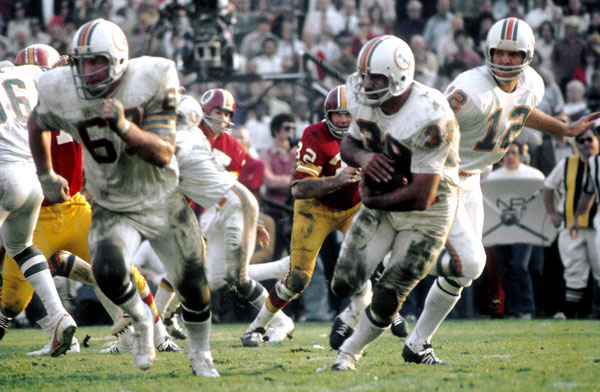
[445,66,544,173]
[0,65,45,163]
[34,57,180,212]
[176,123,236,208]
[346,79,460,229]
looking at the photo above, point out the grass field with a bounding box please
[1,320,599,391]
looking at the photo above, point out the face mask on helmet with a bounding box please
[324,85,350,139]
[178,95,203,127]
[15,44,60,68]
[200,88,236,133]
[69,18,129,100]
[485,17,535,83]
[349,35,415,106]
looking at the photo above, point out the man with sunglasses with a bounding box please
[550,128,600,319]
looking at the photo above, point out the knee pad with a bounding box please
[370,286,399,322]
[91,240,129,299]
[286,268,311,294]
[436,242,485,286]
[331,276,356,299]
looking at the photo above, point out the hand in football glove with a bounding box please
[38,170,70,204]
[103,98,131,137]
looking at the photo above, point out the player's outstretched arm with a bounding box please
[526,109,600,137]
[291,166,361,199]
[103,98,175,167]
[27,113,70,203]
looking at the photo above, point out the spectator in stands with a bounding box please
[114,0,140,36]
[423,0,455,54]
[564,79,592,123]
[303,0,344,38]
[394,0,426,43]
[273,15,305,72]
[366,4,391,37]
[445,29,482,69]
[351,17,375,56]
[535,65,565,116]
[435,13,466,65]
[27,18,50,46]
[471,11,495,58]
[488,142,546,319]
[260,113,297,206]
[329,33,355,80]
[252,36,284,74]
[588,8,600,36]
[525,0,562,32]
[233,0,261,48]
[359,0,396,26]
[6,2,30,43]
[244,85,273,154]
[73,0,97,28]
[240,14,276,60]
[410,34,439,88]
[535,21,557,73]
[586,72,600,112]
[552,15,588,94]
[338,0,360,36]
[504,0,525,20]
[563,0,590,35]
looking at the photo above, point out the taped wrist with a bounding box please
[115,119,131,137]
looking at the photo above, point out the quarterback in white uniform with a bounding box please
[402,17,600,364]
[0,63,77,357]
[330,35,460,371]
[27,19,218,377]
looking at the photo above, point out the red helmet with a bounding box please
[200,88,236,133]
[324,85,350,139]
[15,44,60,68]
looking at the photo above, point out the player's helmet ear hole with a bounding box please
[401,76,406,81]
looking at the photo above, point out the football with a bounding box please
[362,155,412,194]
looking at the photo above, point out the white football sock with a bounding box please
[341,280,372,327]
[406,278,461,351]
[119,289,147,323]
[340,308,388,356]
[26,268,67,328]
[183,316,211,353]
[248,285,269,310]
[93,286,122,322]
[154,318,168,345]
[248,256,290,281]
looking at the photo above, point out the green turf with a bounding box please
[1,320,598,391]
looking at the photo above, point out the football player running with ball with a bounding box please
[402,17,599,365]
[333,18,600,367]
[329,35,460,371]
[241,85,364,346]
[28,19,218,377]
